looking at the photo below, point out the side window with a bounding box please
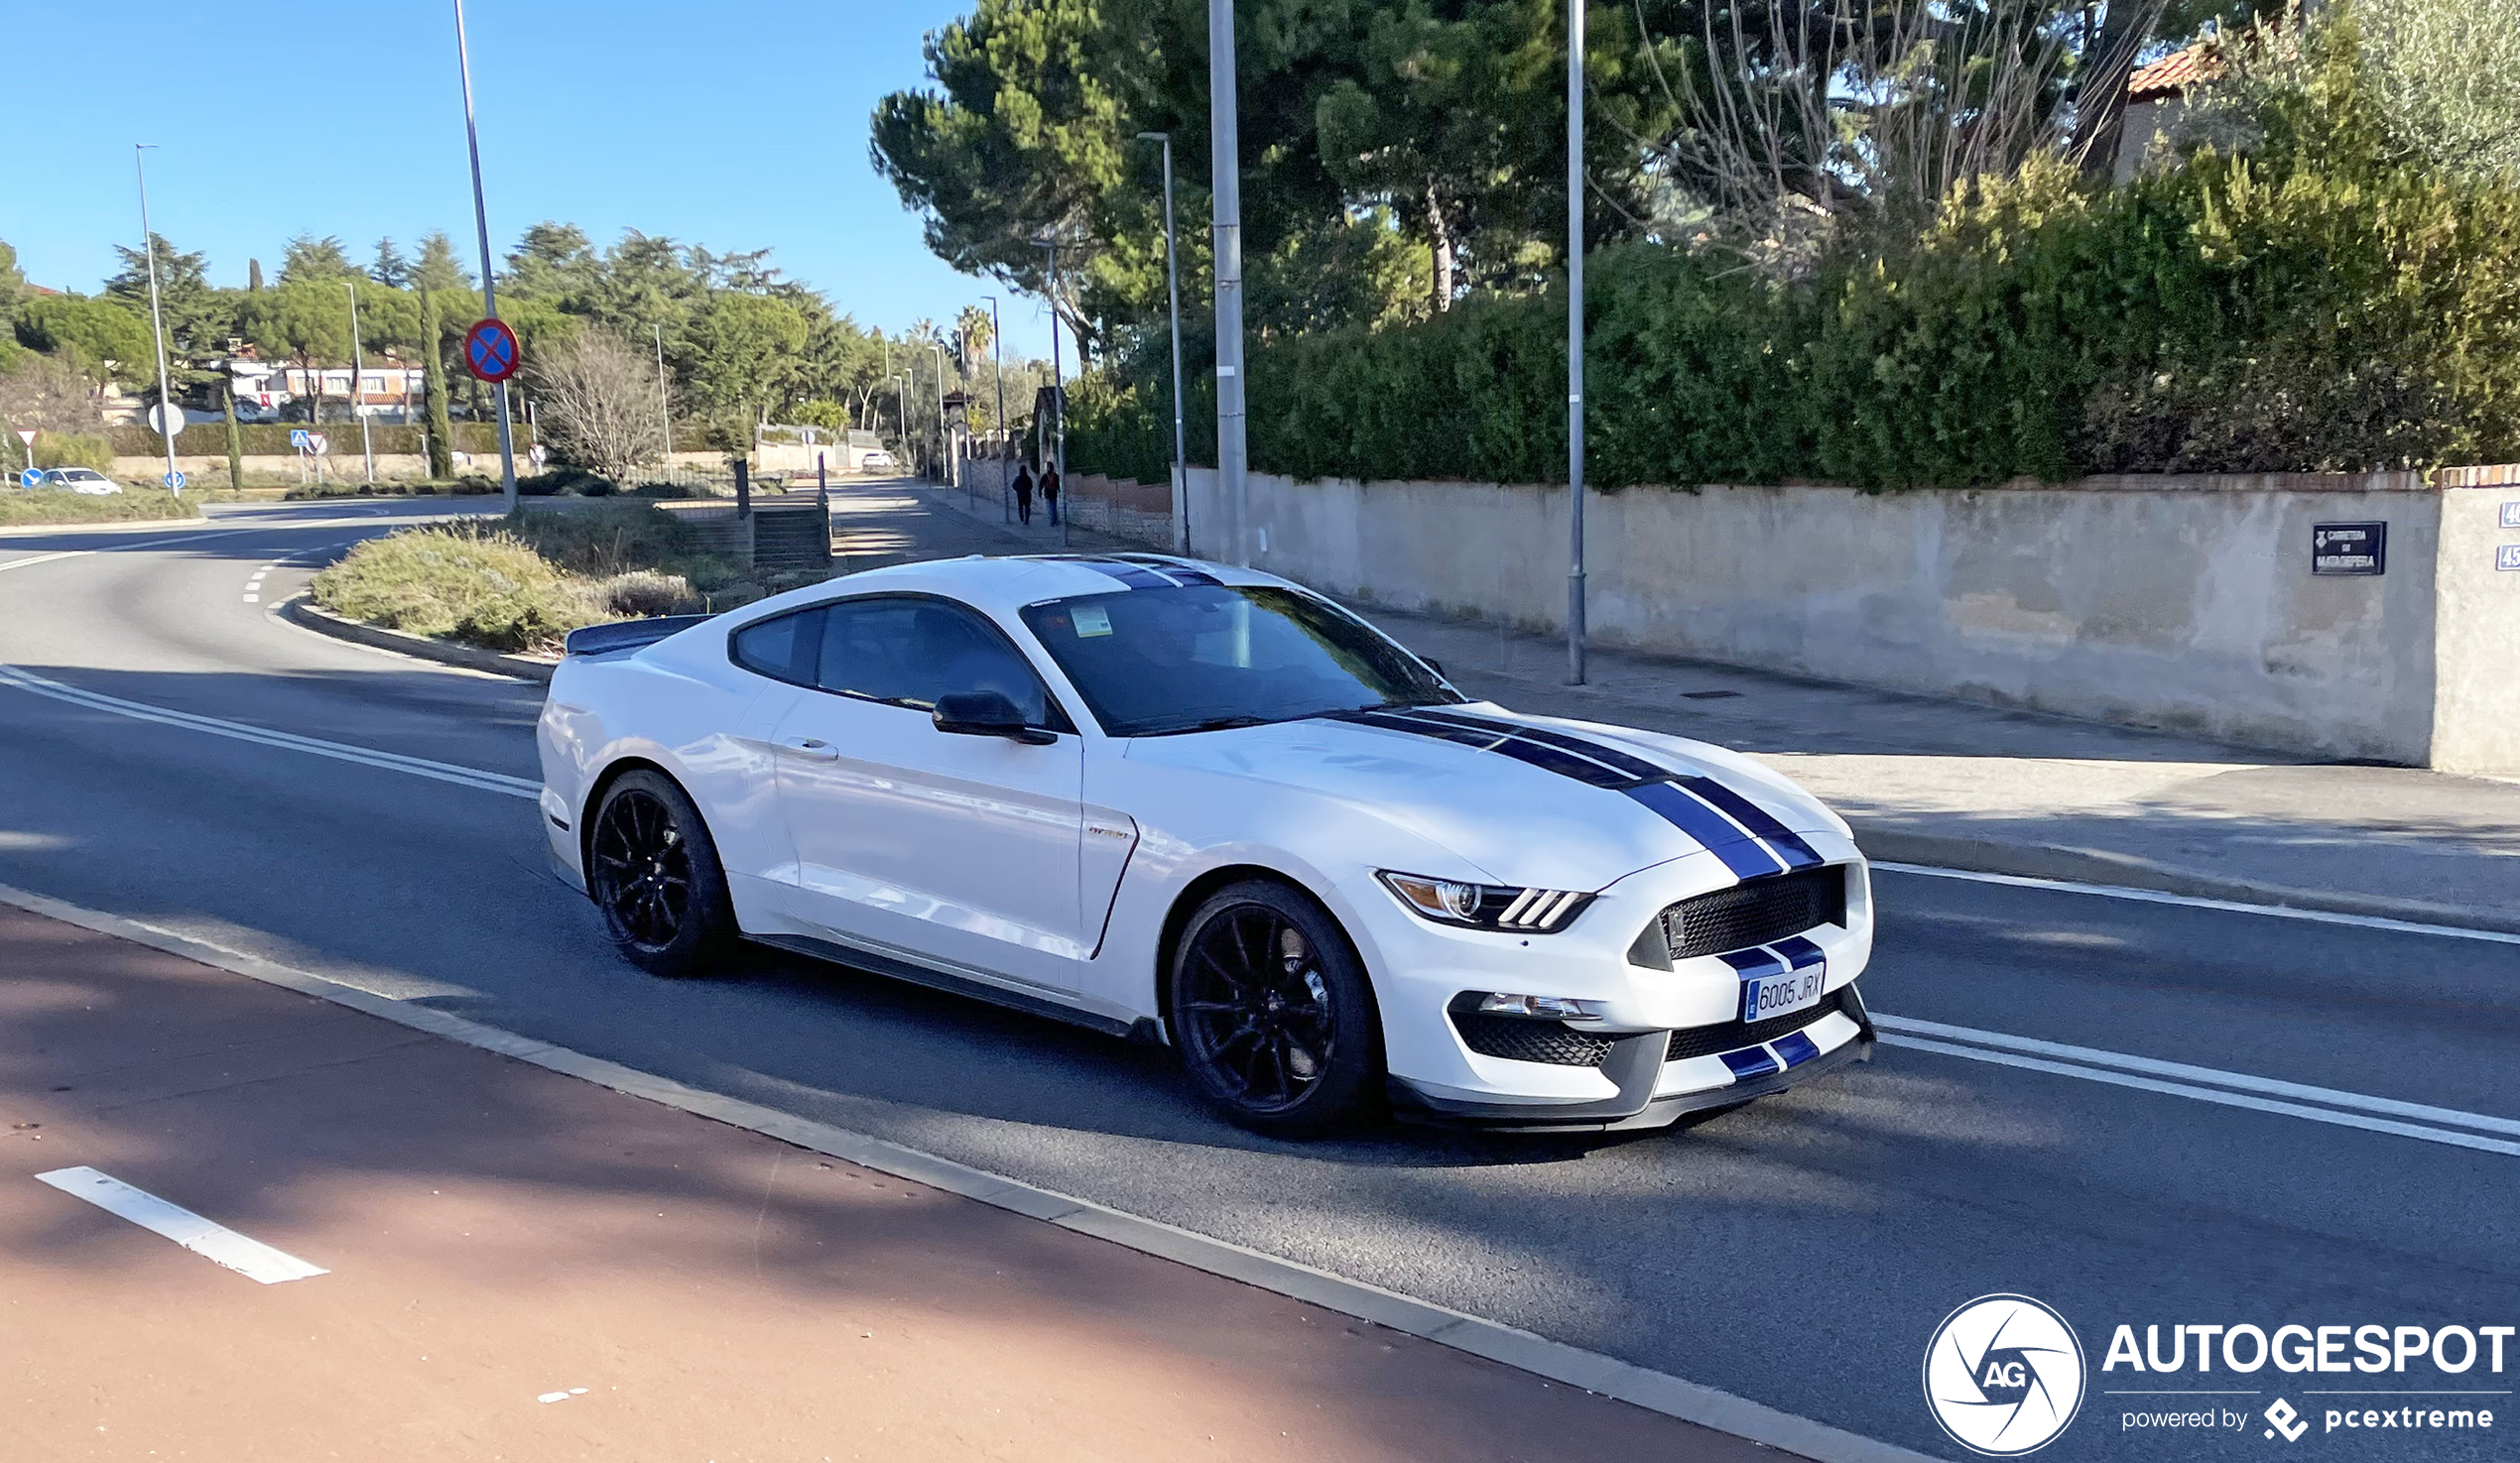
[728,609,818,685]
[816,596,1063,728]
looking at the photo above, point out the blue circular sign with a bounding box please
[18,469,39,489]
[164,470,187,490]
[463,317,521,383]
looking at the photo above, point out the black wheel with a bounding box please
[1169,880,1383,1136]
[586,770,737,976]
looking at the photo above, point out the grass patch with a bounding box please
[0,488,203,528]
[310,501,761,653]
[284,476,503,500]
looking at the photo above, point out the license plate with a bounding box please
[1741,963,1826,1023]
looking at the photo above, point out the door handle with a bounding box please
[779,736,840,760]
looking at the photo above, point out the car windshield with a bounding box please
[1019,582,1460,737]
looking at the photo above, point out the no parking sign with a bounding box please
[463,318,520,383]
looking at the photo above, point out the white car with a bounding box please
[860,449,895,470]
[38,468,125,495]
[537,554,1875,1135]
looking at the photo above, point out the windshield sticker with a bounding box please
[1072,604,1114,638]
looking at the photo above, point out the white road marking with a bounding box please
[1873,861,2520,946]
[240,594,259,604]
[35,1167,327,1283]
[1875,1020,2520,1159]
[0,663,539,798]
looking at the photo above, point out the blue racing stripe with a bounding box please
[1719,1046,1781,1080]
[1772,1031,1822,1068]
[1406,709,1673,785]
[1359,711,1635,788]
[1625,783,1786,879]
[1075,559,1178,590]
[1771,934,1826,970]
[1676,775,1824,869]
[1719,947,1789,979]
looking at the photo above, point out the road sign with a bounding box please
[463,317,521,383]
[148,403,186,436]
[13,429,32,449]
[308,433,329,456]
[163,470,187,490]
[2311,522,2386,576]
[17,469,39,489]
[289,428,312,451]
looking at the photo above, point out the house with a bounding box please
[2116,43,2216,183]
[228,355,433,424]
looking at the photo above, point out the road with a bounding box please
[3,496,2514,1461]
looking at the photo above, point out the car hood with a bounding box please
[1121,702,1847,891]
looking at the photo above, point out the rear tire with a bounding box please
[586,770,738,977]
[1169,880,1383,1137]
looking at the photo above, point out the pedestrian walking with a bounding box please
[1012,462,1035,526]
[1042,464,1062,527]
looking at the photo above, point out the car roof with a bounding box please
[724,552,1302,626]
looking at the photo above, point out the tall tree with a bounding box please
[684,292,810,439]
[371,237,413,288]
[15,297,156,387]
[237,282,353,422]
[411,231,474,294]
[105,234,232,360]
[279,233,357,285]
[418,288,455,478]
[525,327,667,482]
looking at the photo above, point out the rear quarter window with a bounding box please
[728,609,819,685]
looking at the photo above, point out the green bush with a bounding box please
[312,528,601,652]
[499,502,746,591]
[32,431,115,472]
[0,487,201,527]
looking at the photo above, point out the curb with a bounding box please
[1851,827,2520,936]
[0,514,210,540]
[282,595,556,683]
[0,877,1943,1463]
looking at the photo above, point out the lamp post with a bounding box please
[1565,0,1588,684]
[450,0,519,512]
[1038,238,1069,548]
[346,282,375,483]
[133,145,180,496]
[653,323,673,479]
[980,293,1007,522]
[1208,0,1248,565]
[1137,130,1190,554]
[933,340,947,489]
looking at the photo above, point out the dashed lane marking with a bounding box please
[35,1167,327,1283]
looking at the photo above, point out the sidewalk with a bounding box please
[0,902,1761,1463]
[893,481,2520,931]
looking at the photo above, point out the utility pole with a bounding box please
[1138,131,1190,554]
[134,145,180,496]
[981,293,1007,522]
[933,340,946,488]
[346,282,375,484]
[1565,0,1588,685]
[653,323,673,479]
[1208,0,1248,565]
[1040,239,1068,549]
[450,0,518,512]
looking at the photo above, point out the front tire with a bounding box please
[586,770,738,976]
[1169,880,1383,1137]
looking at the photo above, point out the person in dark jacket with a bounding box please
[1012,462,1035,525]
[1041,464,1062,526]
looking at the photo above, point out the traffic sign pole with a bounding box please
[451,0,518,512]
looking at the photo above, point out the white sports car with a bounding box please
[538,553,1875,1135]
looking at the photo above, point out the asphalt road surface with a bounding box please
[4,499,2513,1461]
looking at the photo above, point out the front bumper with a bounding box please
[1356,839,1876,1130]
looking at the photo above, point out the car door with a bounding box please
[769,594,1087,995]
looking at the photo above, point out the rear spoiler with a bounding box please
[563,614,713,658]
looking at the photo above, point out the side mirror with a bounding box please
[934,689,1057,746]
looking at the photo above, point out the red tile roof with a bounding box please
[2127,43,2216,103]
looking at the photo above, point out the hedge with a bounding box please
[107,421,534,457]
[1068,148,2520,490]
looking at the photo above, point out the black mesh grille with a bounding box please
[1664,987,1856,1062]
[1654,865,1847,962]
[1449,1012,1618,1067]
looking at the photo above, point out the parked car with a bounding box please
[860,449,895,470]
[538,554,1875,1136]
[38,468,125,496]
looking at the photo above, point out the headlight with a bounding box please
[1377,872,1595,931]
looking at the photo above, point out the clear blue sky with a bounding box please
[3,0,1073,361]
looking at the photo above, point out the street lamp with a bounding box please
[1137,130,1190,555]
[932,340,946,489]
[450,0,519,512]
[346,281,375,483]
[1208,0,1248,566]
[1037,238,1070,549]
[133,145,179,496]
[979,293,1007,522]
[1565,0,1588,684]
[653,323,673,480]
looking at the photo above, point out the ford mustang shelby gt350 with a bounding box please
[538,553,1874,1135]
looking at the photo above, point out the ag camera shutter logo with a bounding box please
[1925,1294,2088,1455]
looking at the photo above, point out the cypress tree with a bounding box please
[419,288,455,479]
[221,378,243,491]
